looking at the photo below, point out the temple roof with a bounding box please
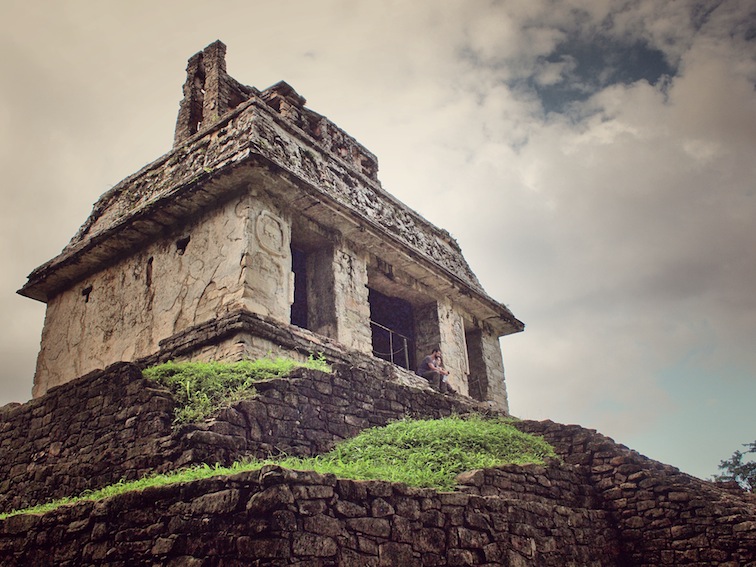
[18,41,523,336]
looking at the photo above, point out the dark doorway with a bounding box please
[290,246,308,329]
[465,328,488,401]
[368,288,415,370]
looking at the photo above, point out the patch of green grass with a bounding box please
[143,355,330,423]
[0,463,237,519]
[267,415,556,490]
[0,415,555,519]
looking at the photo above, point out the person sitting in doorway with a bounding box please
[417,347,455,394]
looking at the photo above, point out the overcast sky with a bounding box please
[1,0,754,481]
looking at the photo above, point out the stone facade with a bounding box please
[19,40,523,409]
[513,420,756,565]
[34,195,249,396]
[7,39,754,566]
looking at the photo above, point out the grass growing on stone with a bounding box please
[0,466,226,519]
[269,415,556,490]
[0,415,555,519]
[143,355,331,423]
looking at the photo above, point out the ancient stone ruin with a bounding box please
[18,40,523,411]
[1,363,754,565]
[3,41,755,565]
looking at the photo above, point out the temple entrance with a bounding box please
[290,247,309,329]
[289,226,338,339]
[465,328,488,401]
[368,288,415,371]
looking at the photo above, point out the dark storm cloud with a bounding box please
[532,37,674,112]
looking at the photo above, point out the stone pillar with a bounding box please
[241,198,292,323]
[174,40,230,146]
[200,40,230,126]
[465,329,487,401]
[305,246,338,339]
[414,302,441,364]
[479,331,508,412]
[413,300,468,396]
[331,242,372,355]
[437,300,469,396]
[464,328,508,412]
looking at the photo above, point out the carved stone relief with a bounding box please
[255,210,287,257]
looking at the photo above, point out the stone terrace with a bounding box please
[0,362,754,565]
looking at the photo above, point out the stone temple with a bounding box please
[18,40,523,409]
[5,42,756,566]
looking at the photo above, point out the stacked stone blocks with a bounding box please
[0,362,481,515]
[0,464,618,566]
[1,364,754,565]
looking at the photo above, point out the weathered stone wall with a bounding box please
[413,299,499,401]
[1,362,754,565]
[143,308,420,380]
[303,245,339,339]
[241,195,292,322]
[514,419,756,566]
[0,361,482,515]
[242,104,496,316]
[470,329,509,413]
[21,46,523,408]
[0,464,619,566]
[24,82,522,338]
[32,166,509,405]
[0,364,176,514]
[413,302,442,364]
[174,40,256,147]
[260,80,380,182]
[32,195,251,397]
[437,299,470,397]
[33,186,355,396]
[68,94,488,302]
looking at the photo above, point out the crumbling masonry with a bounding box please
[19,40,523,410]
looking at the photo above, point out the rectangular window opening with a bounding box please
[290,246,309,329]
[368,288,415,371]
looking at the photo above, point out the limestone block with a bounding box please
[436,300,469,397]
[481,334,508,412]
[413,299,469,397]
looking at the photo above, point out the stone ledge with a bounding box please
[0,462,622,566]
[142,308,441,394]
